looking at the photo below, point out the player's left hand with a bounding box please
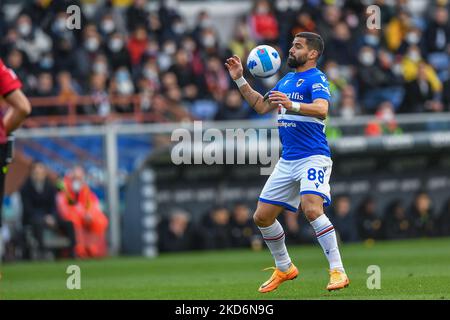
[268,91,293,110]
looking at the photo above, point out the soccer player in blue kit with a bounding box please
[225,32,349,293]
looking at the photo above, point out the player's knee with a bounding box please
[301,203,322,222]
[253,211,272,227]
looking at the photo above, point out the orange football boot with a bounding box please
[326,269,350,291]
[258,263,299,293]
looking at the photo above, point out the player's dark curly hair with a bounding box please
[295,32,324,60]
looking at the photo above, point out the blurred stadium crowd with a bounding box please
[0,0,449,125]
[158,191,450,253]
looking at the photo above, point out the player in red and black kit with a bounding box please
[0,58,32,228]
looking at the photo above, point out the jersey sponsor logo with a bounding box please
[278,121,297,128]
[312,83,330,94]
[285,92,303,100]
[296,79,304,87]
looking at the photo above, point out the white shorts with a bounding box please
[259,155,332,213]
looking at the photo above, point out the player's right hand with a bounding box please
[224,55,243,80]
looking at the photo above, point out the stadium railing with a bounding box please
[2,94,450,134]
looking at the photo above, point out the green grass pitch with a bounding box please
[1,237,450,300]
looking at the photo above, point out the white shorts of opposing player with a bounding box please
[259,155,332,212]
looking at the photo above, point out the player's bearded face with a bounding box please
[287,51,308,68]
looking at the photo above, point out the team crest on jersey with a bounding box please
[296,79,304,87]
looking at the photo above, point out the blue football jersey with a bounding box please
[269,67,331,160]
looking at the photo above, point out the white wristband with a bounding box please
[234,76,248,88]
[291,102,301,113]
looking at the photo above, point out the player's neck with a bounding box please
[295,62,317,73]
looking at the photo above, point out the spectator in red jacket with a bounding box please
[127,25,148,66]
[249,0,279,44]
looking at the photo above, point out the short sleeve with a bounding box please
[310,74,331,102]
[0,59,22,97]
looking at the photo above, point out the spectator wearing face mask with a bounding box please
[99,12,117,38]
[401,45,443,94]
[138,58,160,93]
[74,24,104,81]
[166,16,188,44]
[356,46,404,111]
[56,166,108,258]
[48,11,77,48]
[192,10,214,46]
[19,0,53,29]
[397,26,423,55]
[109,67,136,114]
[365,101,402,136]
[357,28,384,51]
[15,14,52,66]
[199,27,221,56]
[158,0,180,35]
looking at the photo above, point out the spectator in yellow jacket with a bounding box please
[401,45,443,93]
[384,10,413,53]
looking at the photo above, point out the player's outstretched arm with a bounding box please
[225,55,276,115]
[3,89,32,134]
